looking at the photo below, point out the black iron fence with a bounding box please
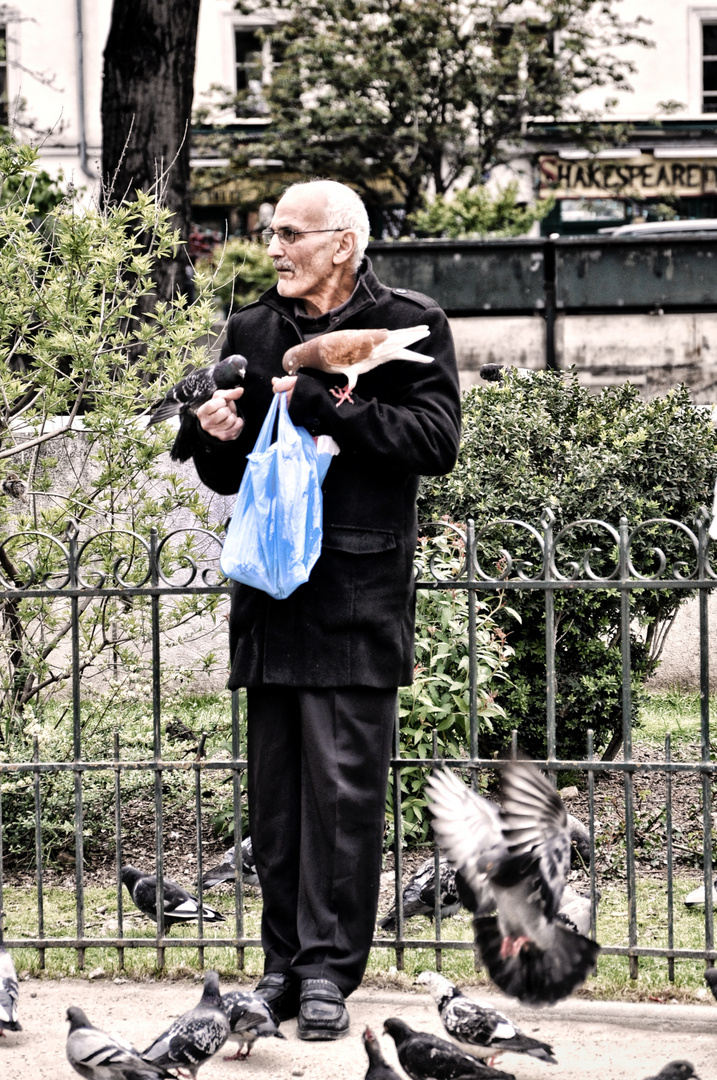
[0,513,715,982]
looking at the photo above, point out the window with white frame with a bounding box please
[234,27,271,117]
[704,22,717,111]
[0,26,7,126]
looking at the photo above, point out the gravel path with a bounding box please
[1,979,714,1080]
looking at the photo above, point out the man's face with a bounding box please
[267,190,339,303]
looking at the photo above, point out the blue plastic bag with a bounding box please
[220,392,333,599]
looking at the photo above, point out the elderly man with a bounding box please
[191,180,461,1040]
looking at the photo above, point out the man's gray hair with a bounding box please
[283,179,370,271]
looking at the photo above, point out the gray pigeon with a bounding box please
[221,988,284,1059]
[148,353,247,462]
[201,836,259,890]
[705,966,717,999]
[382,1017,515,1080]
[121,865,225,931]
[642,1064,700,1080]
[363,1025,404,1080]
[66,1006,175,1079]
[141,970,229,1077]
[555,884,596,937]
[427,762,600,1006]
[416,971,556,1066]
[379,856,463,931]
[0,945,20,1035]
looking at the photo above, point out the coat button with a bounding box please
[394,288,407,294]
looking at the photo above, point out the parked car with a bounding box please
[598,218,717,236]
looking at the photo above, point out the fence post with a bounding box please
[66,519,85,970]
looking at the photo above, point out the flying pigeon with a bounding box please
[121,865,226,930]
[66,1006,175,1079]
[363,1026,404,1080]
[427,762,600,1006]
[0,945,20,1035]
[221,988,284,1059]
[641,1064,701,1080]
[141,970,229,1078]
[416,971,557,1066]
[148,353,247,462]
[683,880,717,908]
[382,1017,515,1080]
[379,856,462,931]
[201,836,259,890]
[282,325,433,406]
[705,966,717,1000]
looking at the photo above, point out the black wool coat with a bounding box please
[192,257,461,689]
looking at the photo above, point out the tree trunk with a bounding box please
[101,0,201,303]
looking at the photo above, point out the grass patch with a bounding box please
[637,688,706,747]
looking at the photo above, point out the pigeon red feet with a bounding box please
[500,934,532,959]
[329,385,354,407]
[224,1048,251,1060]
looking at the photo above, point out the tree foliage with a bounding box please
[410,182,553,238]
[418,372,717,761]
[232,0,651,229]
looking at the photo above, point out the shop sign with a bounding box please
[539,153,717,199]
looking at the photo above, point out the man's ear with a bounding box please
[333,229,358,266]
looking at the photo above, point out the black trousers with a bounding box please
[246,685,397,997]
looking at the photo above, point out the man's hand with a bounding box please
[272,375,297,403]
[196,386,245,441]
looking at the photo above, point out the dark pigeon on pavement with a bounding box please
[363,1026,404,1080]
[642,1063,700,1080]
[383,1017,515,1080]
[141,971,229,1078]
[201,836,259,890]
[66,1006,176,1079]
[427,761,600,1006]
[148,354,247,462]
[121,865,225,931]
[0,944,20,1035]
[220,988,284,1059]
[417,971,556,1066]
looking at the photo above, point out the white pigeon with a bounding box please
[221,988,285,1059]
[0,945,20,1035]
[683,879,717,908]
[417,971,557,1066]
[282,324,433,405]
[66,1006,174,1079]
[141,970,229,1078]
[427,762,600,1006]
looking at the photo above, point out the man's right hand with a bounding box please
[196,386,245,441]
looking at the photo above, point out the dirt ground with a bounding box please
[1,979,715,1080]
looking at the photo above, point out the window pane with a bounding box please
[704,23,717,56]
[235,30,263,92]
[0,28,6,127]
[703,95,717,112]
[705,59,717,92]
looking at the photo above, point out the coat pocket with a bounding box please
[322,525,397,555]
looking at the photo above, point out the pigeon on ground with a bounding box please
[641,1063,700,1080]
[282,325,433,406]
[201,836,259,890]
[427,762,600,1006]
[66,1006,175,1079]
[555,884,597,937]
[705,966,717,1000]
[141,970,229,1077]
[121,865,226,931]
[148,353,247,462]
[683,880,717,908]
[0,945,20,1035]
[1,472,27,501]
[566,814,591,868]
[416,971,557,1066]
[220,989,284,1059]
[379,856,464,931]
[363,1025,404,1080]
[383,1017,515,1080]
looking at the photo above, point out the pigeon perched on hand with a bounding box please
[282,325,433,406]
[221,989,284,1059]
[201,836,259,890]
[0,945,20,1035]
[121,865,225,930]
[148,353,247,462]
[380,856,463,932]
[141,970,229,1078]
[427,762,600,1006]
[363,1026,404,1080]
[382,1017,515,1080]
[641,1063,701,1080]
[416,971,557,1066]
[66,1006,175,1079]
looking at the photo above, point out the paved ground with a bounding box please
[1,979,715,1080]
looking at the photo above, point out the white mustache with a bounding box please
[273,258,295,272]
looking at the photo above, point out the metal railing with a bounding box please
[0,513,714,980]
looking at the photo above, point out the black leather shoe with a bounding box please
[297,978,349,1040]
[254,972,300,1022]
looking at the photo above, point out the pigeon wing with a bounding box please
[202,847,236,889]
[148,368,216,426]
[426,769,505,903]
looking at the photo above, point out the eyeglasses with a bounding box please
[260,227,347,246]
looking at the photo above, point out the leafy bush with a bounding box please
[409,183,553,239]
[418,371,717,760]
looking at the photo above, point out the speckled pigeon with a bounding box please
[148,353,247,461]
[0,945,20,1035]
[220,988,284,1059]
[141,970,229,1077]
